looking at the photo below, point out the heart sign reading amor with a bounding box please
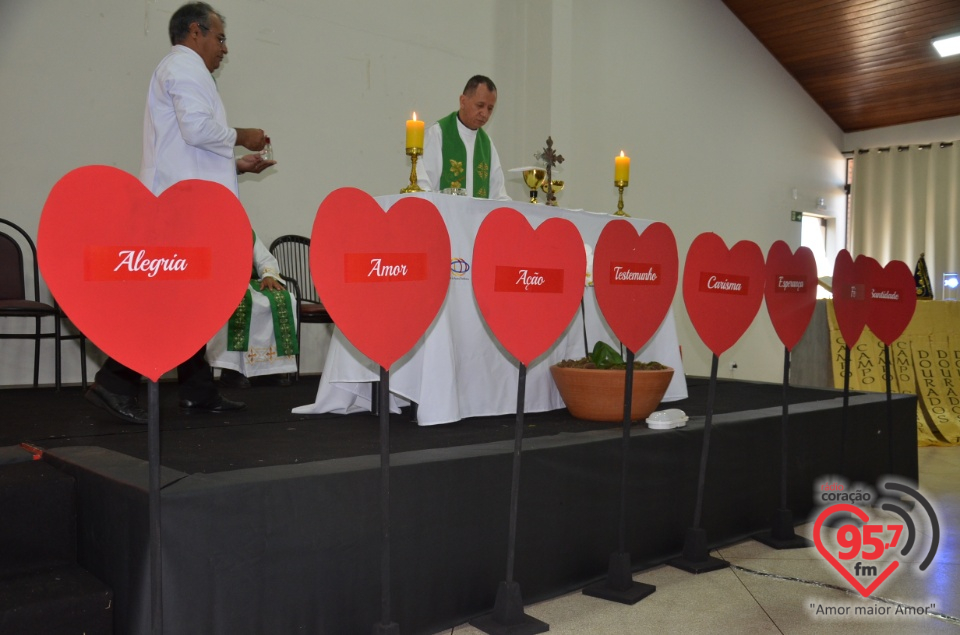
[683,233,765,357]
[37,165,252,382]
[593,220,678,354]
[866,259,917,346]
[310,188,450,370]
[764,241,818,351]
[472,208,586,366]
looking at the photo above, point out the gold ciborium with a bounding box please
[400,147,424,193]
[540,180,565,206]
[522,168,546,204]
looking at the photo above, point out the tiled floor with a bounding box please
[443,447,960,634]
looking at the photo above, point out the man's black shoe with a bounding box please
[179,394,246,414]
[219,368,251,389]
[85,383,148,425]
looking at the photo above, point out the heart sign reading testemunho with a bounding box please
[37,165,252,381]
[593,220,678,354]
[764,241,818,351]
[682,232,765,357]
[866,259,917,346]
[310,188,451,370]
[832,249,874,348]
[471,207,586,367]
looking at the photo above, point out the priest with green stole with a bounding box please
[418,75,510,200]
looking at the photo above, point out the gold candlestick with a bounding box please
[400,147,424,193]
[613,179,629,216]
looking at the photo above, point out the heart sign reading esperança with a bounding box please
[310,188,451,370]
[37,165,253,382]
[865,258,917,346]
[471,208,586,367]
[593,220,678,354]
[764,241,818,351]
[682,232,766,357]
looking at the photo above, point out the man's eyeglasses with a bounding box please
[197,23,226,45]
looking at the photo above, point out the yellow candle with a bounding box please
[406,112,425,150]
[615,151,630,183]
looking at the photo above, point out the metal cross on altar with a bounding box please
[540,137,564,206]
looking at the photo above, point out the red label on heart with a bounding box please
[813,504,902,597]
[37,165,252,382]
[683,233,765,356]
[472,208,585,366]
[343,252,429,283]
[310,188,450,370]
[866,259,917,346]
[832,250,873,348]
[593,220,678,354]
[764,241,818,351]
[493,266,565,293]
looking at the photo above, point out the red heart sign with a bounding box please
[37,165,252,381]
[832,250,873,348]
[310,188,450,370]
[682,233,765,356]
[764,241,818,351]
[813,504,901,597]
[866,259,917,346]
[472,208,586,366]
[593,220,678,354]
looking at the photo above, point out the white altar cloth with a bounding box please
[293,193,687,425]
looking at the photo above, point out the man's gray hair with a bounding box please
[168,2,225,45]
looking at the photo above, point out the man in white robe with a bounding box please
[85,2,275,424]
[207,235,298,386]
[417,75,510,200]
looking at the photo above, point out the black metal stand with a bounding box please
[470,363,548,635]
[825,345,860,528]
[884,344,895,473]
[754,348,813,549]
[669,354,729,573]
[372,367,400,635]
[148,380,162,635]
[583,350,656,603]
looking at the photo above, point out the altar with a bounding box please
[294,193,687,425]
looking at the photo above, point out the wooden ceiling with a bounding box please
[722,0,960,132]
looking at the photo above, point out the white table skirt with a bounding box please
[293,193,687,425]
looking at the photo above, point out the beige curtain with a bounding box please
[851,142,960,296]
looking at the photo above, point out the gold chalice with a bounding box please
[522,168,546,204]
[541,180,565,206]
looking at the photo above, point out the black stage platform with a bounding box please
[1,376,918,635]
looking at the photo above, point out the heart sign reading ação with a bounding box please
[310,188,451,370]
[682,233,765,357]
[832,250,875,348]
[37,165,252,382]
[471,207,586,366]
[764,241,818,351]
[593,220,678,354]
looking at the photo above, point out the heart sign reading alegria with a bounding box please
[866,259,917,346]
[593,220,678,354]
[472,207,586,366]
[764,241,818,351]
[37,165,252,381]
[832,250,874,348]
[310,188,450,370]
[682,233,765,357]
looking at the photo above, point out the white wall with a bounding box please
[0,0,897,388]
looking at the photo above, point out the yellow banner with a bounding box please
[826,300,960,446]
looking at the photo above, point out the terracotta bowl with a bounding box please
[549,365,674,422]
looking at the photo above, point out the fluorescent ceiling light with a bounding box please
[933,34,960,58]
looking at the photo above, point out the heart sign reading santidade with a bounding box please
[866,259,917,346]
[832,250,874,348]
[310,188,450,370]
[593,220,678,354]
[683,233,765,357]
[472,208,586,366]
[37,165,252,381]
[764,241,818,351]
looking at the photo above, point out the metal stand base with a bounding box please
[669,527,730,574]
[754,509,813,550]
[470,581,549,635]
[582,552,656,605]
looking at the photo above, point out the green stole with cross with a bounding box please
[438,112,492,198]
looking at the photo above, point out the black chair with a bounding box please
[0,218,87,389]
[269,235,333,380]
